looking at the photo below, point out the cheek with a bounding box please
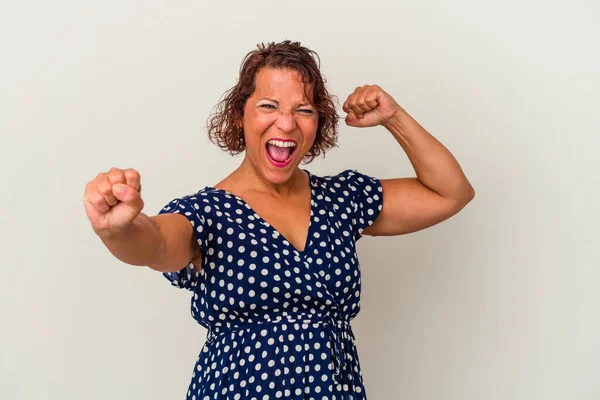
[242,114,262,138]
[301,120,319,143]
[246,113,277,135]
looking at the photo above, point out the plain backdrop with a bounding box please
[1,1,598,399]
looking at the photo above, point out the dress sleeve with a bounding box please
[157,194,208,290]
[342,169,384,241]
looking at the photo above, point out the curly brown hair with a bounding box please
[206,40,339,164]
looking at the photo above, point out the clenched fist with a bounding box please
[83,167,144,238]
[342,85,403,128]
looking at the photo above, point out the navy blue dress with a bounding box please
[158,169,383,400]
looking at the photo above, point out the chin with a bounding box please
[260,162,299,185]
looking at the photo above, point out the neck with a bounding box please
[234,156,305,197]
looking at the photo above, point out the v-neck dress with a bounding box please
[158,169,383,400]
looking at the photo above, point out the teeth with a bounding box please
[267,140,297,148]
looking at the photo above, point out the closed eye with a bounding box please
[258,104,314,114]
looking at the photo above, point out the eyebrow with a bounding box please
[259,98,313,107]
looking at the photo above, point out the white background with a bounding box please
[1,0,598,399]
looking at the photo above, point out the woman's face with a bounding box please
[241,68,319,186]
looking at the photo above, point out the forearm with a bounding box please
[383,109,475,202]
[96,212,165,267]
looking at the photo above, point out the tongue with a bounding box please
[267,143,292,162]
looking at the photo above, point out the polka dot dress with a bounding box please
[158,169,383,399]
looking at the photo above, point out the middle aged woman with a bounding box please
[87,40,475,399]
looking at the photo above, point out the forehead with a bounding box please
[252,68,314,103]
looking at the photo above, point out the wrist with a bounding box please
[95,219,136,242]
[382,107,409,132]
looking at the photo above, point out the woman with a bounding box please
[84,41,475,399]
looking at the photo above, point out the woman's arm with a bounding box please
[98,213,199,272]
[342,85,475,236]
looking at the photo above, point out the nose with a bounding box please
[274,111,297,133]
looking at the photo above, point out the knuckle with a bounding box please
[97,183,111,196]
[93,195,106,208]
[124,168,140,180]
[107,169,126,183]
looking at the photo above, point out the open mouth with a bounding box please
[265,139,297,166]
